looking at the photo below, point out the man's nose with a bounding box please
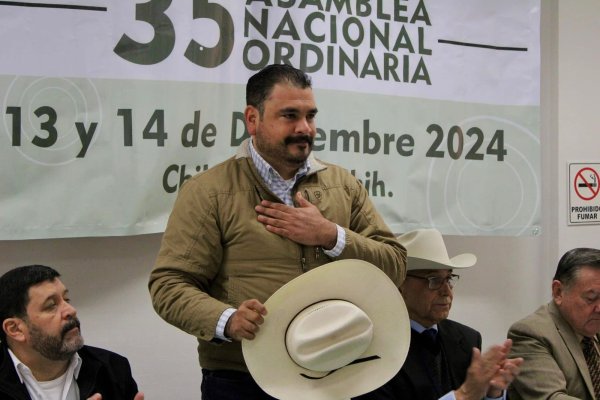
[295,117,313,134]
[438,280,453,294]
[62,301,77,319]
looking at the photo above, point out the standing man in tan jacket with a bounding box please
[148,63,406,400]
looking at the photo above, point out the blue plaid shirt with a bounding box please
[249,139,310,206]
[248,139,345,255]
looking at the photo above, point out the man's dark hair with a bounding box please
[246,63,312,116]
[0,265,60,343]
[553,248,600,288]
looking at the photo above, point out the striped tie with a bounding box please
[582,336,600,399]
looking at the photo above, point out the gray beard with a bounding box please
[28,319,84,361]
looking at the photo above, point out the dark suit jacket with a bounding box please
[355,319,481,400]
[0,344,139,400]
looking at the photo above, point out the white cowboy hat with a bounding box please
[242,259,410,400]
[397,228,477,270]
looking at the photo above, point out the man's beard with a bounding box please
[28,318,84,361]
[254,133,314,167]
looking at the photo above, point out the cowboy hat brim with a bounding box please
[242,259,410,400]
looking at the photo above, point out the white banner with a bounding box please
[0,0,540,239]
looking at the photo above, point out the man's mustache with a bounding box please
[61,318,81,337]
[285,135,313,146]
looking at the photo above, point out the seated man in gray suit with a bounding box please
[508,247,600,400]
[356,228,523,400]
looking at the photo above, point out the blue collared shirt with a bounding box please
[248,138,310,206]
[248,139,345,256]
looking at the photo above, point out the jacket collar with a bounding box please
[437,319,473,386]
[548,300,596,396]
[0,344,104,400]
[0,344,31,400]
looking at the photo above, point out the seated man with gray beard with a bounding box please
[0,265,144,400]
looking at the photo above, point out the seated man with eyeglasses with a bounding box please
[355,229,523,400]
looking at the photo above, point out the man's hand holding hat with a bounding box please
[225,299,267,341]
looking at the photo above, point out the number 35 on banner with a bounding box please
[114,0,234,67]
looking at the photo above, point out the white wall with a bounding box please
[2,1,600,398]
[556,0,600,250]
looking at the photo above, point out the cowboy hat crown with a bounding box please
[397,228,477,270]
[242,259,410,400]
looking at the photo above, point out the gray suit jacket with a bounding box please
[507,301,596,400]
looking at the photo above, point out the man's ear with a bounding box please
[244,105,259,136]
[2,318,26,343]
[552,280,563,305]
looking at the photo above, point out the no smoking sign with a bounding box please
[569,163,600,224]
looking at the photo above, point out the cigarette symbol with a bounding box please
[578,174,597,188]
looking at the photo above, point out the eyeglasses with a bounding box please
[406,274,460,290]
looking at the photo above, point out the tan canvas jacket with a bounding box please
[149,139,406,371]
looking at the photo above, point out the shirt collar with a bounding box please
[410,319,438,334]
[8,348,83,383]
